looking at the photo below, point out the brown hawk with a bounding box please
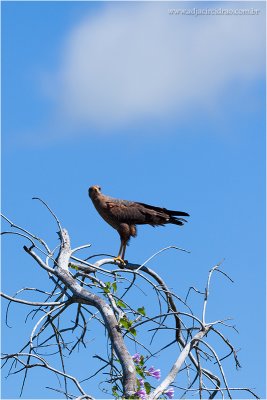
[89,185,189,264]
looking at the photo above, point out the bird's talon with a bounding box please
[113,256,126,266]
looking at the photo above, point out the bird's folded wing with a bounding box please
[136,202,190,217]
[105,201,169,225]
[106,201,148,223]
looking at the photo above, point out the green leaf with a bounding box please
[129,327,137,336]
[112,281,117,293]
[119,317,131,329]
[116,299,127,308]
[69,263,79,271]
[112,385,119,397]
[136,378,141,390]
[139,355,145,366]
[137,306,146,316]
[136,365,145,378]
[103,281,112,294]
[144,381,151,394]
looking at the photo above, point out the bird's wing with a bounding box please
[106,200,148,224]
[105,200,175,226]
[136,202,190,217]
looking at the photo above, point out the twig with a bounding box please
[1,292,63,307]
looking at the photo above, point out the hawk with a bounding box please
[89,185,189,264]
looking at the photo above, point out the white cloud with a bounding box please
[51,3,265,130]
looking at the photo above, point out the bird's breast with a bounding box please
[92,198,119,230]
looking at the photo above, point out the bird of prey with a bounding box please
[88,185,189,264]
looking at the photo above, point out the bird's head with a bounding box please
[89,185,102,199]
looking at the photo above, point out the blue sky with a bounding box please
[1,1,266,399]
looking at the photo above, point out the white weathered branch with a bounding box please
[55,228,72,271]
[149,328,210,399]
[23,246,55,274]
[53,267,137,397]
[2,352,89,397]
[24,225,137,397]
[135,245,190,272]
[71,244,92,255]
[1,213,51,254]
[32,197,63,234]
[1,292,63,307]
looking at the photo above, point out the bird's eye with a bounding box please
[98,186,101,191]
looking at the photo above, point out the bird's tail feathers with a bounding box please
[168,216,188,226]
[166,209,189,217]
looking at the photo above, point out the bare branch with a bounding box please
[23,246,55,274]
[2,353,89,396]
[1,292,63,307]
[149,328,210,399]
[71,244,92,255]
[52,267,137,397]
[1,213,51,254]
[32,197,63,234]
[56,228,72,272]
[135,245,190,272]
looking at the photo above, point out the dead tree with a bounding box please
[1,199,259,399]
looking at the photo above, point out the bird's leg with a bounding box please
[113,240,126,265]
[117,240,123,258]
[121,242,127,261]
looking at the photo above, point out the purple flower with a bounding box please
[132,353,141,363]
[138,378,145,387]
[135,389,147,400]
[165,387,175,399]
[146,366,161,380]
